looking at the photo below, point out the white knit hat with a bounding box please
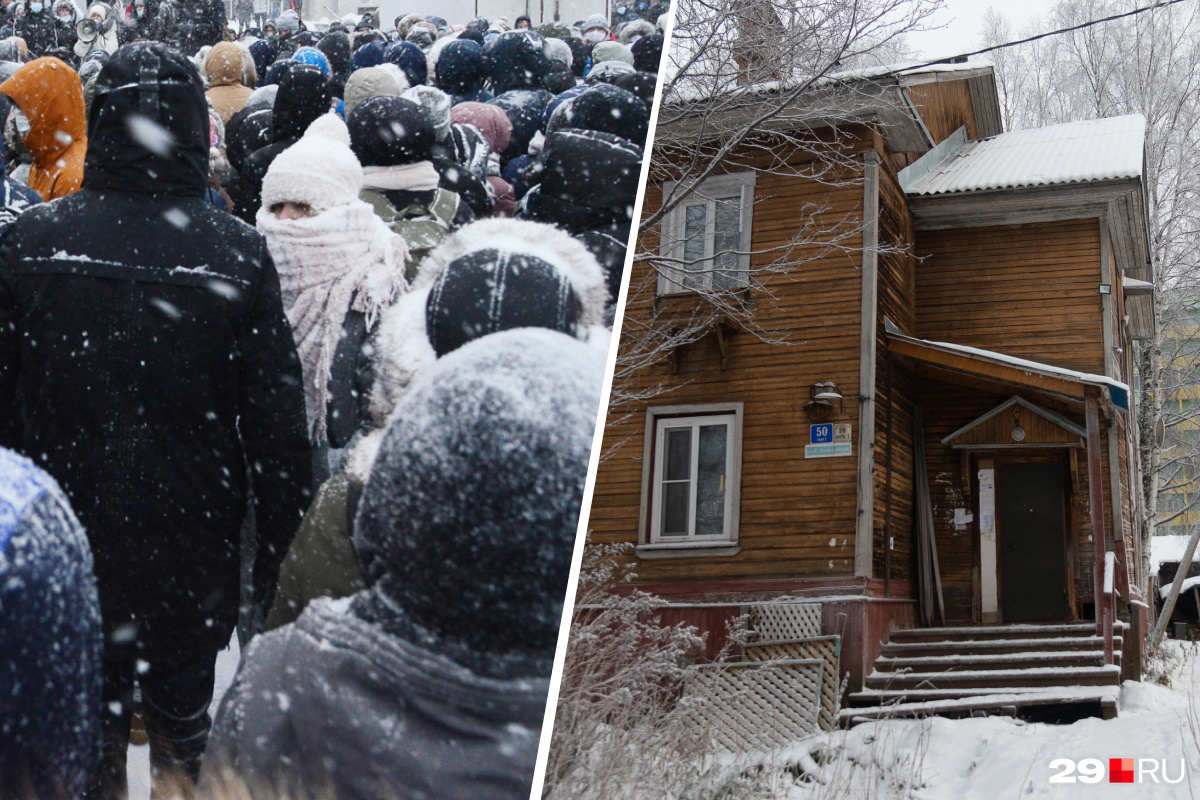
[261,113,362,215]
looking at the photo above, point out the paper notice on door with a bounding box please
[953,508,973,526]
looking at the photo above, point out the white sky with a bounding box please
[905,0,1054,61]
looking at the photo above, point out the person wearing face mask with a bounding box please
[14,0,60,57]
[0,57,86,199]
[582,13,611,43]
[256,112,410,483]
[74,3,119,58]
[50,0,76,49]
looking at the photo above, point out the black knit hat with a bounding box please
[425,249,582,358]
[347,95,435,166]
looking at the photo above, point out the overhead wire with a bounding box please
[905,0,1193,71]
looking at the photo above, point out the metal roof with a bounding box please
[905,114,1145,196]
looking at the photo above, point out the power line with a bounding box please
[908,0,1193,72]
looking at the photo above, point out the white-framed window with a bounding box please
[657,172,756,295]
[637,402,744,558]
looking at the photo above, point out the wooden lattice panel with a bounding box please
[680,659,823,754]
[747,603,824,641]
[743,637,841,731]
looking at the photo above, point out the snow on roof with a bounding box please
[887,331,1131,406]
[1152,535,1200,570]
[906,114,1145,196]
[1161,574,1200,599]
[670,58,992,104]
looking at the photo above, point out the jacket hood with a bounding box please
[383,40,426,86]
[271,61,331,143]
[1,57,86,165]
[82,43,208,197]
[450,100,511,153]
[204,41,245,88]
[434,38,484,95]
[520,128,641,232]
[315,30,351,75]
[352,329,604,676]
[483,30,550,94]
[487,88,550,162]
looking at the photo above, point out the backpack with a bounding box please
[360,187,459,281]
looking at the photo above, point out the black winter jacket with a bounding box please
[15,9,62,56]
[0,44,313,658]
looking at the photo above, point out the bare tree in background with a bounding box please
[609,0,939,414]
[981,0,1200,598]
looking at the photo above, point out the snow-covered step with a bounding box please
[849,684,1116,705]
[881,634,1121,658]
[863,664,1121,691]
[876,649,1116,673]
[887,623,1097,643]
[839,688,1119,724]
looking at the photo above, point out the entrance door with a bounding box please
[999,461,1070,622]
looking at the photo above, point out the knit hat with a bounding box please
[426,250,582,357]
[590,40,633,66]
[276,8,300,33]
[261,113,362,214]
[348,95,434,166]
[343,65,402,118]
[583,13,609,32]
[401,84,451,141]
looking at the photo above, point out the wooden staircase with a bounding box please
[839,622,1125,726]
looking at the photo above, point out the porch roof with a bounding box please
[885,327,1129,411]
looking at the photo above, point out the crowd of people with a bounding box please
[0,4,664,799]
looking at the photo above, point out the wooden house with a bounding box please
[591,61,1155,721]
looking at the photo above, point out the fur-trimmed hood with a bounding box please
[365,217,608,435]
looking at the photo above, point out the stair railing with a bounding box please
[1102,551,1117,665]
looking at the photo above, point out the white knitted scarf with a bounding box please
[257,199,410,442]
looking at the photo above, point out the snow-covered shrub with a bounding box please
[543,542,774,800]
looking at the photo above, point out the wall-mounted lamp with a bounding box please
[805,381,843,417]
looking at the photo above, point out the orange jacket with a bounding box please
[0,57,87,201]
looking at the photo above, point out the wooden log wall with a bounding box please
[872,154,917,590]
[914,219,1105,374]
[905,79,980,144]
[588,143,876,585]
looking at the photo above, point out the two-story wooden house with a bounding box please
[590,61,1154,721]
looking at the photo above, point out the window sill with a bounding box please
[635,543,742,560]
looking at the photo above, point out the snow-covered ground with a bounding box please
[750,641,1200,799]
[126,636,241,800]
